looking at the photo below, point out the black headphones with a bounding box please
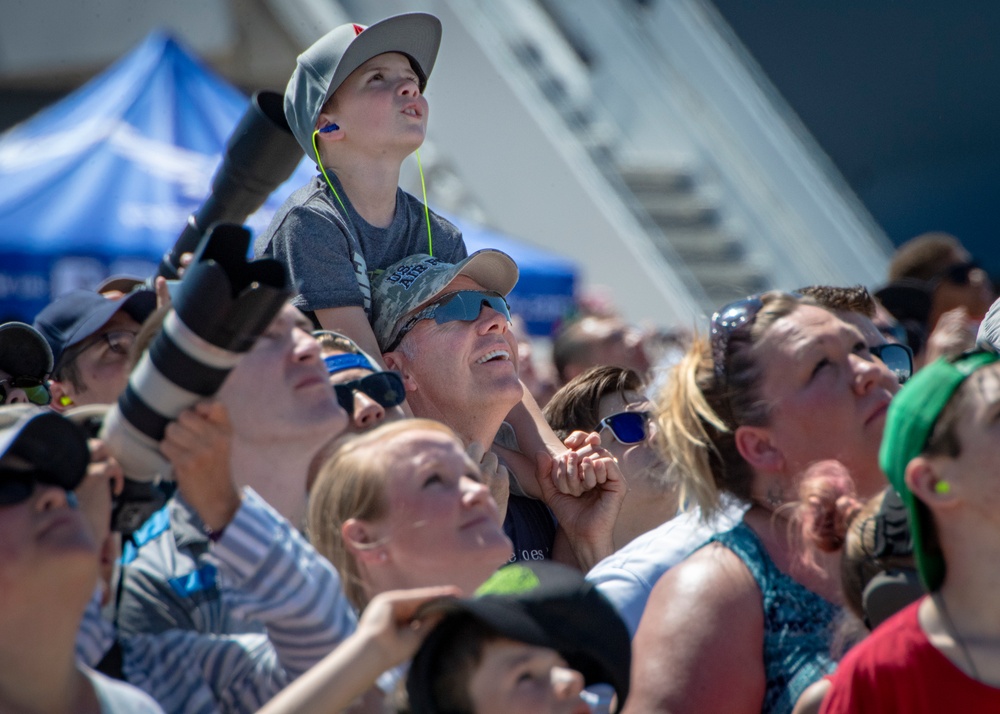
[858,489,924,629]
[861,567,924,629]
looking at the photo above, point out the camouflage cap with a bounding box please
[372,250,519,352]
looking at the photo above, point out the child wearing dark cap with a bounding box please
[255,13,466,362]
[257,561,630,714]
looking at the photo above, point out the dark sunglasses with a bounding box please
[869,343,914,384]
[933,261,979,286]
[597,410,651,445]
[0,377,51,406]
[0,469,35,506]
[0,467,76,507]
[388,291,511,352]
[334,371,406,416]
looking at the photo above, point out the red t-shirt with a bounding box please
[821,597,1000,713]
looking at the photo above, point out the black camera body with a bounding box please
[98,88,300,534]
[101,223,289,483]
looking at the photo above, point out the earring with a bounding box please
[934,480,952,495]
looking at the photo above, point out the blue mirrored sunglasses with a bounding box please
[334,371,406,416]
[597,410,651,445]
[869,343,914,384]
[388,290,511,351]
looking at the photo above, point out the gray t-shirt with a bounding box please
[255,173,466,316]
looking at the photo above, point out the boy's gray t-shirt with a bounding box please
[255,173,466,315]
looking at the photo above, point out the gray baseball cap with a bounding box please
[284,13,442,157]
[0,322,54,381]
[372,250,519,352]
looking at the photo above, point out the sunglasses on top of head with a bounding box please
[597,410,651,445]
[334,371,406,416]
[387,290,511,352]
[0,377,51,406]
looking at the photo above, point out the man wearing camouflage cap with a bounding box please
[375,250,625,571]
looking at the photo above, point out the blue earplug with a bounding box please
[319,123,340,134]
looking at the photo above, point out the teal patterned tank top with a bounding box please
[709,521,837,714]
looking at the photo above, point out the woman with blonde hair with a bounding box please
[625,292,900,714]
[308,418,513,612]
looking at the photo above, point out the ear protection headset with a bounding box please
[857,489,924,629]
[861,567,924,629]
[318,123,340,133]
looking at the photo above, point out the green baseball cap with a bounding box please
[371,250,519,352]
[878,349,999,591]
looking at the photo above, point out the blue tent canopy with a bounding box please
[0,31,575,335]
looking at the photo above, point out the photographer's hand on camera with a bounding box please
[75,438,125,542]
[75,438,125,604]
[153,252,193,310]
[160,400,241,534]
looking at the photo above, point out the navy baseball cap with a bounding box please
[33,289,156,367]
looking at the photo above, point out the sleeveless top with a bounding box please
[709,521,838,714]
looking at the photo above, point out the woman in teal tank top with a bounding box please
[625,290,901,714]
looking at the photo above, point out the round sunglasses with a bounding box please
[388,290,511,351]
[597,410,651,445]
[0,377,51,406]
[334,371,406,416]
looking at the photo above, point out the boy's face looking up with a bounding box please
[929,362,1000,510]
[319,52,428,156]
[467,638,591,714]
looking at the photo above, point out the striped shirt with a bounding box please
[78,488,357,714]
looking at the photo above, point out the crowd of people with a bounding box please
[2,10,999,714]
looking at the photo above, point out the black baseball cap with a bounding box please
[407,561,631,713]
[0,405,90,492]
[0,322,53,381]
